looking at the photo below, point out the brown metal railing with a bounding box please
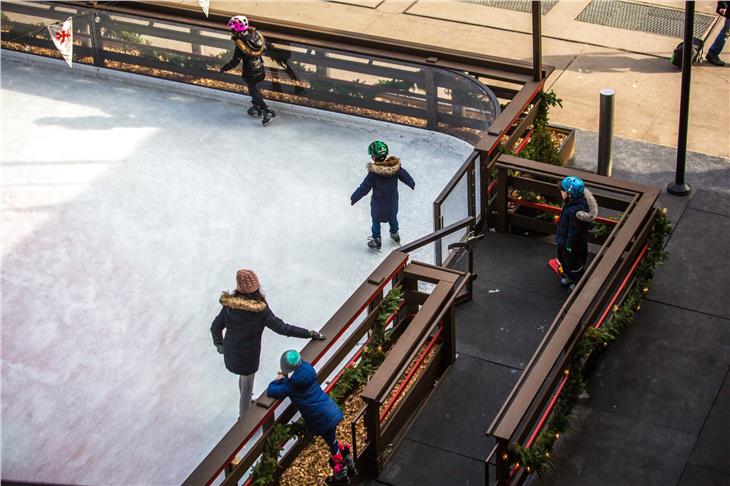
[484,155,660,486]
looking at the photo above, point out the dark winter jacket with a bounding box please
[267,361,343,436]
[555,195,589,250]
[717,2,729,18]
[220,29,267,82]
[351,156,416,222]
[210,292,310,376]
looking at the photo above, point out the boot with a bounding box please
[390,232,400,244]
[247,105,263,117]
[325,453,349,485]
[339,443,357,477]
[262,108,276,126]
[367,237,382,250]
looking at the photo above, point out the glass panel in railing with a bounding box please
[434,69,501,144]
[439,171,469,228]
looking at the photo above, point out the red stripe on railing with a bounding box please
[507,198,618,226]
[525,372,569,448]
[594,243,649,330]
[487,179,498,196]
[379,324,444,422]
[514,129,533,155]
[324,343,367,394]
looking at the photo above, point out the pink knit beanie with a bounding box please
[236,269,260,294]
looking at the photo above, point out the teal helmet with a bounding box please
[368,140,388,160]
[280,349,301,374]
[560,176,585,199]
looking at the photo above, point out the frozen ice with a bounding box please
[0,52,472,485]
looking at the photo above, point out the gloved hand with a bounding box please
[215,344,224,354]
[309,330,326,340]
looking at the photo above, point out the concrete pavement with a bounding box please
[157,0,730,159]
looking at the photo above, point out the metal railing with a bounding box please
[484,155,660,486]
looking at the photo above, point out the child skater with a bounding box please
[351,141,415,251]
[267,350,356,484]
[219,15,276,126]
[556,176,590,290]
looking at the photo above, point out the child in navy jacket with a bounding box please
[351,140,415,250]
[556,176,590,289]
[267,350,354,484]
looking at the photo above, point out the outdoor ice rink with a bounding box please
[1,53,472,485]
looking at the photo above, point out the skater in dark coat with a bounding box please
[268,350,355,484]
[555,176,590,289]
[351,140,415,250]
[210,269,325,417]
[219,15,276,126]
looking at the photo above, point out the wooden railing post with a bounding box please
[496,167,508,233]
[424,66,437,130]
[442,305,457,367]
[362,397,382,477]
[495,438,510,486]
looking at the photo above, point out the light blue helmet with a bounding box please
[560,176,585,199]
[280,349,301,374]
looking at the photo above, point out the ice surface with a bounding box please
[0,52,472,485]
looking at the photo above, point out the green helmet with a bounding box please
[368,140,388,160]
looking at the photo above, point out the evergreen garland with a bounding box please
[249,286,404,485]
[518,90,563,166]
[508,208,671,475]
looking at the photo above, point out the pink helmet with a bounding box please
[228,15,249,33]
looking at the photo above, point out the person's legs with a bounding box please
[245,78,268,109]
[371,218,381,239]
[388,212,399,236]
[708,17,730,60]
[238,373,255,418]
[321,427,340,455]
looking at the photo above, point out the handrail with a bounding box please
[399,217,474,254]
[434,151,479,206]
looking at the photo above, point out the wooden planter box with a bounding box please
[549,123,576,165]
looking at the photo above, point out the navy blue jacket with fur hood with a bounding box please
[555,195,589,249]
[267,361,343,435]
[210,292,310,376]
[351,156,416,222]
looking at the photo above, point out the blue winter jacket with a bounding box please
[267,361,343,436]
[351,156,416,222]
[555,195,589,249]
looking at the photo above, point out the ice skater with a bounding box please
[267,350,356,484]
[219,15,276,126]
[210,269,326,418]
[555,176,590,290]
[350,141,415,251]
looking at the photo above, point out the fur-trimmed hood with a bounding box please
[367,156,401,177]
[219,291,267,312]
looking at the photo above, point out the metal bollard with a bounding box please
[597,88,614,177]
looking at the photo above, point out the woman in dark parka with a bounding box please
[210,269,325,417]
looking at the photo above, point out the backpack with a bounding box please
[671,37,704,67]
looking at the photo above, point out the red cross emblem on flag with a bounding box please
[54,29,71,44]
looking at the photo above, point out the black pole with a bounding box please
[597,88,615,176]
[532,1,542,82]
[668,1,694,196]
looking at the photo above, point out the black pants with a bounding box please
[245,77,267,109]
[557,243,587,283]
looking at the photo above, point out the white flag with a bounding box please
[48,17,73,67]
[197,0,209,17]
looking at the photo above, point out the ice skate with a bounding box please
[389,231,400,244]
[339,443,357,477]
[367,237,382,251]
[262,108,276,126]
[325,453,350,485]
[247,105,263,117]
